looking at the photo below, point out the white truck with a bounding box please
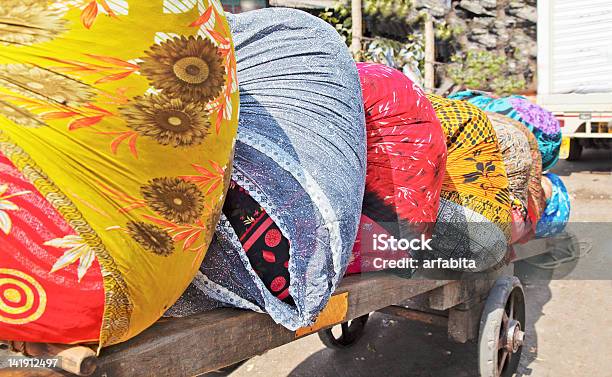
[537,0,612,160]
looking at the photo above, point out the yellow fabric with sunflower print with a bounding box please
[0,0,238,347]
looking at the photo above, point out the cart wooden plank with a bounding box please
[1,273,448,377]
[92,274,447,377]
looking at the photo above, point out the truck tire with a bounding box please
[566,138,582,161]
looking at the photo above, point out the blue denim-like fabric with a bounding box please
[168,8,366,330]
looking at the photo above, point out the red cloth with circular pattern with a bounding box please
[223,181,293,304]
[0,152,105,344]
[347,63,447,274]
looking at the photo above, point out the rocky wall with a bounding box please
[416,0,537,92]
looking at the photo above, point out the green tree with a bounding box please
[447,50,526,95]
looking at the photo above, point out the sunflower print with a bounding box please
[126,221,175,257]
[141,177,205,224]
[0,0,68,47]
[139,35,225,103]
[0,101,44,128]
[120,93,211,147]
[206,199,224,234]
[0,64,94,106]
[0,0,238,349]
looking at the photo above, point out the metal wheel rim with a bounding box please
[497,287,525,376]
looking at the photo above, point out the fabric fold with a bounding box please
[168,8,366,330]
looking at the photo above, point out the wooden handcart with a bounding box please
[1,251,537,377]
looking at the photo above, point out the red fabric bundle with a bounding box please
[347,63,447,274]
[0,153,105,344]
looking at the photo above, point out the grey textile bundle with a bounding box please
[167,8,366,330]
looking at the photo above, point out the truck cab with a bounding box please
[537,0,612,160]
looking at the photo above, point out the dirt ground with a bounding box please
[209,149,612,377]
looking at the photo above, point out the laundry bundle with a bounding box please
[487,113,546,243]
[168,8,366,330]
[427,95,512,271]
[512,119,547,231]
[486,112,534,243]
[346,63,447,274]
[536,173,571,238]
[449,90,562,171]
[0,0,238,348]
[489,113,532,210]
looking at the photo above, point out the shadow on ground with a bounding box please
[552,149,612,176]
[203,239,591,377]
[284,265,565,377]
[202,155,609,377]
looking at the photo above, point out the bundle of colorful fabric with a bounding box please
[514,119,547,233]
[427,95,512,271]
[489,114,532,209]
[486,113,534,243]
[346,63,447,274]
[487,113,545,243]
[536,173,571,238]
[0,0,238,348]
[168,8,366,330]
[449,90,562,171]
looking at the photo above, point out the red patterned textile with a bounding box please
[347,63,447,274]
[223,181,293,304]
[0,153,105,344]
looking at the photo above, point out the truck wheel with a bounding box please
[566,138,582,161]
[318,314,369,349]
[478,277,526,377]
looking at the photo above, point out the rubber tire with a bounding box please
[478,276,526,377]
[318,314,370,349]
[566,138,582,161]
[209,360,248,375]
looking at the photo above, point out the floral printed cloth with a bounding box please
[536,173,571,238]
[486,112,544,243]
[449,90,562,171]
[487,113,533,245]
[427,95,512,271]
[167,8,366,330]
[346,63,447,274]
[488,113,532,213]
[222,180,294,304]
[0,0,238,348]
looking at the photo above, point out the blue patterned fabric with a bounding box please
[536,173,570,238]
[167,8,366,330]
[449,90,562,171]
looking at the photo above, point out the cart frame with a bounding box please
[1,259,527,377]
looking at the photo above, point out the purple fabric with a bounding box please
[508,97,560,136]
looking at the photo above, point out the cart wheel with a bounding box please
[479,277,526,377]
[318,314,369,349]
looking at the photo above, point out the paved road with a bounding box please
[210,149,612,377]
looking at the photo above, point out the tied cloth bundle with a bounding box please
[487,112,544,243]
[168,8,366,330]
[536,173,571,239]
[427,95,512,271]
[346,63,447,275]
[0,0,239,349]
[449,90,562,171]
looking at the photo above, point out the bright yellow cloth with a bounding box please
[427,94,511,235]
[0,0,238,347]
